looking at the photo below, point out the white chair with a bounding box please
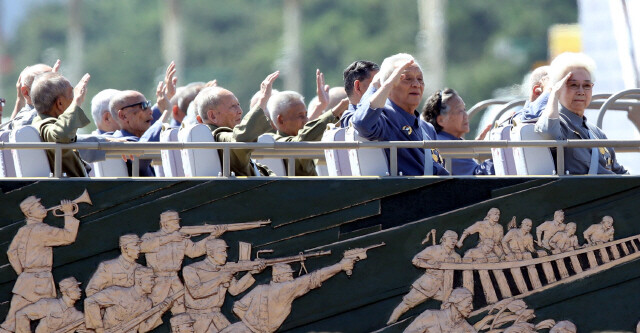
[255,134,287,176]
[178,124,221,177]
[511,123,556,175]
[345,127,389,176]
[10,126,50,177]
[322,124,352,176]
[160,127,185,177]
[490,125,517,175]
[92,159,129,177]
[0,130,16,177]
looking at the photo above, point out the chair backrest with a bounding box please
[490,125,517,175]
[255,134,287,176]
[178,124,221,177]
[322,124,352,176]
[345,127,389,176]
[511,123,556,175]
[92,159,129,177]
[0,130,16,177]
[10,126,51,177]
[160,127,185,177]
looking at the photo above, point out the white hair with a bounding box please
[91,89,120,127]
[548,52,597,86]
[521,65,549,99]
[267,91,305,121]
[193,86,226,122]
[31,72,72,115]
[378,53,422,84]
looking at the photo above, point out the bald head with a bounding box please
[110,90,153,137]
[194,86,243,128]
[527,65,549,102]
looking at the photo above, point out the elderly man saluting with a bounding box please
[31,72,91,177]
[352,53,448,176]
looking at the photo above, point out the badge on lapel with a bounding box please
[402,125,413,136]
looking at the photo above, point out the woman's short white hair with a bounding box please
[548,52,597,86]
[378,53,422,83]
[267,91,305,121]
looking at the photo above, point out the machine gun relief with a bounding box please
[343,242,385,276]
[179,220,270,236]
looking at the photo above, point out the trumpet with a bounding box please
[47,189,92,217]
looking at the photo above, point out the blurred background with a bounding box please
[0,0,638,166]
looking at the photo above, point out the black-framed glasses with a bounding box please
[0,98,5,107]
[121,100,150,111]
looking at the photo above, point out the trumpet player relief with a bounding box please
[388,207,634,333]
[0,190,92,333]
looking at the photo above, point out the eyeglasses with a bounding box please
[0,98,5,107]
[567,82,594,91]
[121,100,151,111]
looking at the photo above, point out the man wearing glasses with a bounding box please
[110,90,159,176]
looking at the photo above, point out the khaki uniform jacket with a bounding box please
[84,286,160,333]
[33,104,90,177]
[271,111,337,176]
[15,298,83,333]
[85,255,144,297]
[205,106,273,177]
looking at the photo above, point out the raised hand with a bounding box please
[156,81,170,113]
[256,71,280,111]
[316,69,330,111]
[164,61,177,101]
[52,59,61,73]
[73,73,91,106]
[205,79,218,88]
[330,98,350,118]
[383,59,414,89]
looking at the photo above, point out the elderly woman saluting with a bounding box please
[352,53,447,176]
[422,88,494,175]
[535,52,626,175]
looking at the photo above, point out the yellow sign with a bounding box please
[548,24,581,60]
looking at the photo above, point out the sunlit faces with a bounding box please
[124,242,141,260]
[209,92,243,128]
[65,285,82,301]
[140,274,155,294]
[28,201,47,220]
[55,86,74,117]
[119,92,153,137]
[388,64,424,113]
[277,100,308,136]
[210,246,228,265]
[559,68,593,115]
[603,216,614,229]
[455,295,474,318]
[160,212,181,232]
[437,95,469,138]
[442,236,457,250]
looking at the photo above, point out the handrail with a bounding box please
[467,98,511,122]
[1,139,639,178]
[596,88,640,127]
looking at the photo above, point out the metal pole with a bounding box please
[223,146,231,177]
[162,0,184,74]
[54,147,62,177]
[287,158,295,176]
[417,0,446,92]
[67,0,84,83]
[556,145,565,176]
[282,0,302,92]
[390,146,398,176]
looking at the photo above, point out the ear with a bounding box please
[102,112,111,123]
[277,114,285,126]
[196,115,203,124]
[207,109,216,123]
[21,86,29,98]
[118,109,127,121]
[436,114,447,127]
[172,105,180,118]
[353,80,361,93]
